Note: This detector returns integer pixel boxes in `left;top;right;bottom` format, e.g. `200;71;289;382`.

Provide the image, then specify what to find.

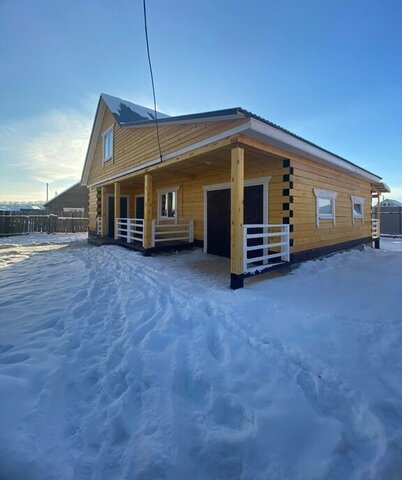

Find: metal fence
0;215;88;235
380;207;402;235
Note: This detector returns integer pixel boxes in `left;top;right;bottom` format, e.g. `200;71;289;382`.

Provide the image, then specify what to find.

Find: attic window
313;188;337;227
351;195;365;223
102;125;113;162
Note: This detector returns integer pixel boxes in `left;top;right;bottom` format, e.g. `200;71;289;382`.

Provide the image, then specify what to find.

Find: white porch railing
243;224;290;274
96;216;102;235
152;219;194;247
116;218;144;243
372;218;380;239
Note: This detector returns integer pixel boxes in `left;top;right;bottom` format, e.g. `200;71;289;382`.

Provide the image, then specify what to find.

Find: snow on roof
381;198;402;206
0;203;44;211
101;93;169;125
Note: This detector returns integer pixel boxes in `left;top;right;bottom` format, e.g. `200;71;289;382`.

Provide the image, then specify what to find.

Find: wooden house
44;182;89;217
81;94;389;288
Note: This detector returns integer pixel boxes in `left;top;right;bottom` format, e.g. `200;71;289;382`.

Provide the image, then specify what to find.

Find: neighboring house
44;183;89;217
379;198;402;208
19;206;46;215
81;93;389;288
0;203;45;215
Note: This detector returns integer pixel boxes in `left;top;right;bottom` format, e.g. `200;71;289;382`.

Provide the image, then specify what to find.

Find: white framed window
102;125;114;162
157;187;179;219
313;188;337;227
351;195;365;223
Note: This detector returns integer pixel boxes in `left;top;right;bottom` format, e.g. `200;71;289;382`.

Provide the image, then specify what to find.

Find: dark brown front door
108;197;128;238
206;184;264;258
135;196;144;219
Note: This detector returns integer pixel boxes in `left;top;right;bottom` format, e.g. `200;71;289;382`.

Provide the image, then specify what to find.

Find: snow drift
0;234;402;479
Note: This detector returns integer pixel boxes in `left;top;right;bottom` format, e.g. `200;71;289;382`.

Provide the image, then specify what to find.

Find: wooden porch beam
92;137;233;188
236;134;294;159
230;145;244;289
114;182;121;239
143;174;153;249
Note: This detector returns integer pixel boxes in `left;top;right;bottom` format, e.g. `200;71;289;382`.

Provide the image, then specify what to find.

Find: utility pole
46;183;49;202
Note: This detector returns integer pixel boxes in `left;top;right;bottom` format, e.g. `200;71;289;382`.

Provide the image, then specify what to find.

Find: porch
93;216;290;273
89;141;293;288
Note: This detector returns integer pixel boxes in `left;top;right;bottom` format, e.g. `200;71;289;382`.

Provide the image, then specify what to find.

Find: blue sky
1;0;401;201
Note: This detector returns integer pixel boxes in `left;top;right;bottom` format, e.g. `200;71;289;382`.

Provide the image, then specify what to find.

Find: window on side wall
102;125;113;162
351;196;365;223
158;188;178;219
313;188;337;227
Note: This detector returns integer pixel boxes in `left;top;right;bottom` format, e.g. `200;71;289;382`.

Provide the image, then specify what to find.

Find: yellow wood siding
88;127;373;259
88;154;288;242
291;157;372;252
87;106;247;186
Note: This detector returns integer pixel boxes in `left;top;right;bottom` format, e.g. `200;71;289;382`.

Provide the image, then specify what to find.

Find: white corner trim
351;195;365;204
313;188;337;199
351;195;365;223
314;188;337;228
102;124;114;163
157;186;180;221
202;176;272;192
156;185;180;194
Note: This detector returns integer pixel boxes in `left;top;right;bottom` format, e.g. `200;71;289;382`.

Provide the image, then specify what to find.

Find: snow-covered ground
1;233;402;479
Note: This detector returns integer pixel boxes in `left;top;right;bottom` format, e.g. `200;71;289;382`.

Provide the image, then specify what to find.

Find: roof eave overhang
371;181;391;194
247;118;382;183
83;103;384;188
122;112;246;128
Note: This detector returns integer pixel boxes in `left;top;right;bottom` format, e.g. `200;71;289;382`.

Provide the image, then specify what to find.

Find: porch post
230;145;244;289
143;174;153;250
101;186;107;236
376;193;381;219
375;191;381;249
114;182;121;240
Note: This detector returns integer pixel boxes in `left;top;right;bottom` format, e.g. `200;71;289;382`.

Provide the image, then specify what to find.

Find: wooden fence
380;207;402;235
0;215;88;235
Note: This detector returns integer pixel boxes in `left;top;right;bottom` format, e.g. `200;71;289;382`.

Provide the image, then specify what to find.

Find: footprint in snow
210;395;250;430
373;400;402;429
0;353;29;364
0;344;13;354
206;330;225;362
144;330;170;352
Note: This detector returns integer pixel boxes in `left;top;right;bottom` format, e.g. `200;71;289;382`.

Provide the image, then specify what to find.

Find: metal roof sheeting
99;94;383;183
101;93;169;125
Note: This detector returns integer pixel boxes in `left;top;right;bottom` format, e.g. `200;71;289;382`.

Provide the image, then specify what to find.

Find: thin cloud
1;109;92;184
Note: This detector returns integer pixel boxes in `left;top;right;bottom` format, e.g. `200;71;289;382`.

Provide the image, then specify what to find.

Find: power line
142;0;163;162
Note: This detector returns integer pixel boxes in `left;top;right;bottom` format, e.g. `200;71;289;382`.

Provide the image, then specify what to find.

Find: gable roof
101;93;169;125
123;106;382;180
381;198;402;206
44;182;87;207
81;94;386;186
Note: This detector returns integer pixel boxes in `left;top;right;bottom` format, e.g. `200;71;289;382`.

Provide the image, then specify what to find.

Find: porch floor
88;233;197;254
89;233;290;287
145;248;291;288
